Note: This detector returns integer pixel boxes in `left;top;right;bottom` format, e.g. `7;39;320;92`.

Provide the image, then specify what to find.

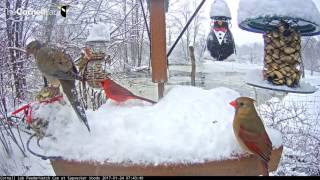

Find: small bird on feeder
26;40;91;132
229;97;272;176
101;79;156;104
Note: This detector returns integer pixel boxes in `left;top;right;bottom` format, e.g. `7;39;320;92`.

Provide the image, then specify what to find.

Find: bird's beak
229;100;237;108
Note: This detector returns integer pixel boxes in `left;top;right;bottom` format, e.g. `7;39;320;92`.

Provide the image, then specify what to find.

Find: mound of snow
238;0;320;26
38;86;282;165
210;0;232;19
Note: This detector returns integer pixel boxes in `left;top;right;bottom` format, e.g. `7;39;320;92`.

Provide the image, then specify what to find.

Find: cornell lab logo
6;4;69;18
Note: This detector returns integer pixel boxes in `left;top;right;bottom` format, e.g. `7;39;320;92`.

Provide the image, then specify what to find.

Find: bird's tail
132;95;157;104
60;80;91;132
260;160;269;176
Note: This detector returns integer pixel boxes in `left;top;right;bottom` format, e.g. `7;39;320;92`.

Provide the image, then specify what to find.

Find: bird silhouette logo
51;3;70;17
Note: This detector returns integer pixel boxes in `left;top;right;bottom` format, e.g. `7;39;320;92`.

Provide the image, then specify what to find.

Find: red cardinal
230;97;272;176
101;79;156;104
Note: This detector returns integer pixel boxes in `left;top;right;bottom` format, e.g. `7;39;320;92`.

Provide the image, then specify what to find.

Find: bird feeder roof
238;0;320;36
210;0;231;20
86;23;111;43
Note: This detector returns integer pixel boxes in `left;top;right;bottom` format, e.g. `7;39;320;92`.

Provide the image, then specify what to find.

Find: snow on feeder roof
210;0;231;19
238;0;320;36
86;23;111;43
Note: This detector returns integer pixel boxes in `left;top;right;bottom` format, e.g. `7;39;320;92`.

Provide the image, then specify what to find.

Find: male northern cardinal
230;97;272;176
26;40;90;132
101;79;156;104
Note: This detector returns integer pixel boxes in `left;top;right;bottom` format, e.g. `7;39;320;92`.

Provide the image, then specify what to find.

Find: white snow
86;23;111;42
35;86;282;165
238;0;320;26
245;69;317;94
259;82;320;175
0;128;55;175
210;0;232;19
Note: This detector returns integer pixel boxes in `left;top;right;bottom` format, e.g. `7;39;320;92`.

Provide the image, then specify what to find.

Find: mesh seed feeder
238;0;320;93
84;23;111;88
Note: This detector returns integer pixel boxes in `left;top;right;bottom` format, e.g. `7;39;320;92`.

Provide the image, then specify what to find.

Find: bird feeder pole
150;0;167;99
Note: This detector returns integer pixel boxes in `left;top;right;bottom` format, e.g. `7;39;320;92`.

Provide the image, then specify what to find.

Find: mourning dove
26;40;90;132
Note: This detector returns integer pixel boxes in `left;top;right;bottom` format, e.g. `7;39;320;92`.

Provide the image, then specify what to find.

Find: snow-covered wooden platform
32;86;283;176
50;146;282;176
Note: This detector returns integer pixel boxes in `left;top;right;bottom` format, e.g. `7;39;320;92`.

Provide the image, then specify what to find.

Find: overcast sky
201;0;320;46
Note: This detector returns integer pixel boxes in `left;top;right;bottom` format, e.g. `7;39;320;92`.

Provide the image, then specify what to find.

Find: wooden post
189;46;196;86
150;0;167;99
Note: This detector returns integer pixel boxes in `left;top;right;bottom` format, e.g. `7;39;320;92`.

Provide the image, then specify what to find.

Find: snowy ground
122;61;286;106
2;60;320;175
0;128;55;175
259;74;320;176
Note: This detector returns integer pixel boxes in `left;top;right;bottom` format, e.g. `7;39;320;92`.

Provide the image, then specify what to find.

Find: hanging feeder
81;23;111;89
238;0;320;93
207;0;235;61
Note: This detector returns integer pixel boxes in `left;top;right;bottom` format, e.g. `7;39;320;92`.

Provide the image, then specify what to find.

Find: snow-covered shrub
259;93;320;175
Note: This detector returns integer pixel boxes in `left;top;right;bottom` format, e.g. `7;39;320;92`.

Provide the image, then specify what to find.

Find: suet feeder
207;0;235;61
238;0;320;93
82;23;111;89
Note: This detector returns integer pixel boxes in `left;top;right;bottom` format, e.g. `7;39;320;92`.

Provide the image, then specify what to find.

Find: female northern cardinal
230;97;272;176
101;79;156;104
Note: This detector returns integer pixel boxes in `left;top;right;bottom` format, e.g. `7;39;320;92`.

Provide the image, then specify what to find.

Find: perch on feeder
207;0;235;61
78;23;111;89
238;0;320;93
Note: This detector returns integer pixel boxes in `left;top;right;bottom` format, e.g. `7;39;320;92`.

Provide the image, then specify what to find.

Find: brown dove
26;40;90;132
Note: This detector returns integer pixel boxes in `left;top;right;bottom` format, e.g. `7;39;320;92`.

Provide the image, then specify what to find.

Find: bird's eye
239;102;244;106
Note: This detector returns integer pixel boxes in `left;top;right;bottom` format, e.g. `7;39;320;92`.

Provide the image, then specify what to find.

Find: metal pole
166;0;206;60
139;0;151;41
